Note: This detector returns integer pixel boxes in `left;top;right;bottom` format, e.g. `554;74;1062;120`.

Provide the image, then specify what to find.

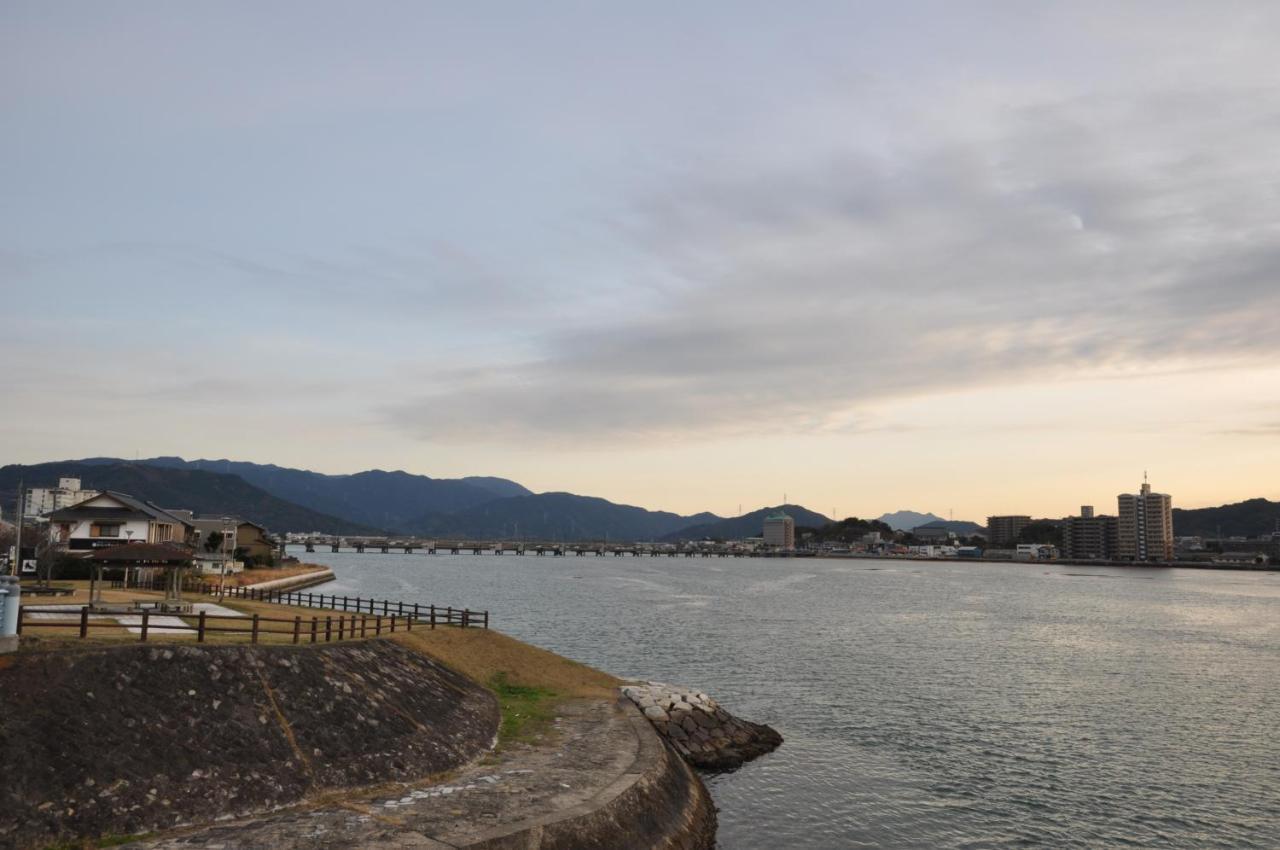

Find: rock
620;681;782;772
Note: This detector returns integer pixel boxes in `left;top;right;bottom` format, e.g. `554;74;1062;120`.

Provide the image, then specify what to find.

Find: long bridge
290;537;779;557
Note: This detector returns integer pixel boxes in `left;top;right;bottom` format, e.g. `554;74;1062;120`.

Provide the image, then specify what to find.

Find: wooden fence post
197;610;207;643
383;600;389;616
338;616;345;640
483;611;489;629
390;615;396;633
325;616;332;642
251;614;260;644
140;610;150;642
79;606;89;639
462;609;470;629
376;616;382;636
447;606;453;627
292;615;301;645
310;617;318;643
430;605;436;629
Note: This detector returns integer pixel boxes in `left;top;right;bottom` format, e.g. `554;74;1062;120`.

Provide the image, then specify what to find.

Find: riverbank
1;592;720;850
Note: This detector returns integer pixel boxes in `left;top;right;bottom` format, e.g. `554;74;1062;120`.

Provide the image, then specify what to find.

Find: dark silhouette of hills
411;492;720;542
0;462;377;535
662;505;831;542
76;457;529;533
1173;498;1280;538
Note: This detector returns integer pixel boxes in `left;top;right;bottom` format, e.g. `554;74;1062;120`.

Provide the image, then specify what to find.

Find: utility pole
11;480;22;577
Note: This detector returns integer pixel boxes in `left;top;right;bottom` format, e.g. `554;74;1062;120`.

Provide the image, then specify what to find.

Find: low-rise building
47;492;195;552
912;523;954;542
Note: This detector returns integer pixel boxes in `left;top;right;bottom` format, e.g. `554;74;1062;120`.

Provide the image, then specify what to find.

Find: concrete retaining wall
0;639;497;850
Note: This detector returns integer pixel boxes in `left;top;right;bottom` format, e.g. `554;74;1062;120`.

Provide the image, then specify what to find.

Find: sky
3;1;1279;520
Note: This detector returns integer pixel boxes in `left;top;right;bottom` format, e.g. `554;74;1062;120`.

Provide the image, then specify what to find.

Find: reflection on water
295;551;1280;850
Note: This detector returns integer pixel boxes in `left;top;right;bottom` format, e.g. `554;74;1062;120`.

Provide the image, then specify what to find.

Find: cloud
384;81;1280;445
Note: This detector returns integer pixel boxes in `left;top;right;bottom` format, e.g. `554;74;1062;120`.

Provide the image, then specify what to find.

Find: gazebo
87;542;196;613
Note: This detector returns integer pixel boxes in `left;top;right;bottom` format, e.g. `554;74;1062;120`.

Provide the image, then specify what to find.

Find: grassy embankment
17;581;619;748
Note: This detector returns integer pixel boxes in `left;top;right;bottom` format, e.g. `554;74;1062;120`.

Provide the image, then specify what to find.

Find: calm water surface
292;550;1280;849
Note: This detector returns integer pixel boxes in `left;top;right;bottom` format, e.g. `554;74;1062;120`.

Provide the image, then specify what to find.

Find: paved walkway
23;602;243;635
124;699;642;849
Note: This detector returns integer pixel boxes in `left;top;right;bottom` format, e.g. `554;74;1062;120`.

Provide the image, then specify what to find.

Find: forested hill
411;492;720;542
75;456;529;533
663;505;832;542
0;462;378;535
1173;498;1280;538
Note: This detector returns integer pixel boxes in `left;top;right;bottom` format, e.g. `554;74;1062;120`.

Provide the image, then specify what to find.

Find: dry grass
393;629;619;747
392;628;619;700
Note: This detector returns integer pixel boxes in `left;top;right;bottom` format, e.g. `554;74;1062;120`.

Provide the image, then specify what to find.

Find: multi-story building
986;515;1031;547
1117;479;1174;562
1061;505;1120;560
762;512;795;549
24;478;100;517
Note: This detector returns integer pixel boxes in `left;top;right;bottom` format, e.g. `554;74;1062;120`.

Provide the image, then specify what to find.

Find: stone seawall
622;682;783;771
0;640;497;850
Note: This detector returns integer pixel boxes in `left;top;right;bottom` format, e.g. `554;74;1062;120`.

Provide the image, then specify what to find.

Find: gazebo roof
87;542;195;565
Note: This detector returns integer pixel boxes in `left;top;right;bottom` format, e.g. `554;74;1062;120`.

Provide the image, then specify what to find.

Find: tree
1018;521;1062;546
204;530;224;553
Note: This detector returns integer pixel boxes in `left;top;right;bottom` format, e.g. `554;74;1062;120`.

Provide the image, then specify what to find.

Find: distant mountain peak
877;510;946;531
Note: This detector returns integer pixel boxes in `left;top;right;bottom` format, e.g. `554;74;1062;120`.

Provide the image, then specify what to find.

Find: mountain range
0;461;378;535
5;456;1273;542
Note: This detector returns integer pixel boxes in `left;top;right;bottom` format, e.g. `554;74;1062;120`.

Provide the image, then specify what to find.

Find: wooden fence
18;606;440;644
197;584;488;629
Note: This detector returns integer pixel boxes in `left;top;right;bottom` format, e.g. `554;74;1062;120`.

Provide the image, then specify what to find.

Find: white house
47;491;195;553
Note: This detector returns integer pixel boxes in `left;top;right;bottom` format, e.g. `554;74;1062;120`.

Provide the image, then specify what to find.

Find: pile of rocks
620;681;782;771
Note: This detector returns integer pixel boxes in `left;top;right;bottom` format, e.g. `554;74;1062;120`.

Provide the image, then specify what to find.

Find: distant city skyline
4;3;1279;518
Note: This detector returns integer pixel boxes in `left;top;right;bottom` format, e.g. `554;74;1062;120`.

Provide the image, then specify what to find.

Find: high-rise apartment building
1062;506;1120;560
24;478;99;517
1117;480;1173;562
763;513;795;549
986;515;1031;547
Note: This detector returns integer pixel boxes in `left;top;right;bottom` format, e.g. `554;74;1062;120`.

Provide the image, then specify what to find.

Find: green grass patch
489;671;557;747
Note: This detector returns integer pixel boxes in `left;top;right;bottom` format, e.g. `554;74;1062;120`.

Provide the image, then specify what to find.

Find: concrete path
124;699;658;849
23;602;244;634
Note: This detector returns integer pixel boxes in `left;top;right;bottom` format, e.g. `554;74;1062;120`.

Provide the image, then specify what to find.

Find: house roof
86;542;195;564
48;491;194;528
189;517;267;535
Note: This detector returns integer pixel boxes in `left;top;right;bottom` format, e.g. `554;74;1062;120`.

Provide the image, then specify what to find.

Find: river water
291;549;1280;849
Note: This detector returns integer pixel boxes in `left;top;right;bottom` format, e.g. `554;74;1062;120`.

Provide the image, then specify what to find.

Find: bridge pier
330;544;340;553
305;542;315;553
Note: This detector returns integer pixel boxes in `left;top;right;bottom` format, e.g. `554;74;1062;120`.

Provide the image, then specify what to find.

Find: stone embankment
621;682;783;771
0;640;497;850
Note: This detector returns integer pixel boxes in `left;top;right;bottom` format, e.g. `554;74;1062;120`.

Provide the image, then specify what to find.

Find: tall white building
1117;478;1174;562
763;512;795;549
24;478;100;517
